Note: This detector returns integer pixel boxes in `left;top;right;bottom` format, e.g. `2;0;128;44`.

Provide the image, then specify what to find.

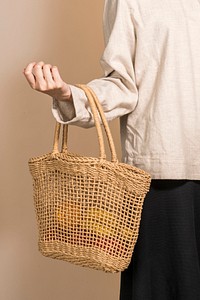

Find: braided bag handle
52;84;118;163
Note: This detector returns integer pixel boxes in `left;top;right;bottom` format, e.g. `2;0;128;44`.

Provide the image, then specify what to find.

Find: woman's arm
53;0;138;127
24;0;138;127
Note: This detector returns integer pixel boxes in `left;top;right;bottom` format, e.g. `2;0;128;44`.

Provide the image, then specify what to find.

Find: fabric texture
52;0;200;180
120;180;200;300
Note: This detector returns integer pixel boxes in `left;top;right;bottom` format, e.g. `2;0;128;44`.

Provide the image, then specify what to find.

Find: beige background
0;1;122;300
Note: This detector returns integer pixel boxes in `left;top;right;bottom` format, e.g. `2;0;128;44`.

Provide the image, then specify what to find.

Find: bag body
29;85;151;273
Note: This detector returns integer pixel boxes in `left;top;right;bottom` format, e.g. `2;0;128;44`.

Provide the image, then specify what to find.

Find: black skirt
120;180;200;300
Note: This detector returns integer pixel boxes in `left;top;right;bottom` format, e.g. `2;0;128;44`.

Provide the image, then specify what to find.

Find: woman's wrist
54;83;73;102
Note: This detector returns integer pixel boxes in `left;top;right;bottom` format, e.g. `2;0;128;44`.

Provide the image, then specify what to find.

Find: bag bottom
38;241;131;273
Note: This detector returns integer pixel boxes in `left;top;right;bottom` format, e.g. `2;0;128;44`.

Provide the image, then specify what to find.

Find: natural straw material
28;85;151;273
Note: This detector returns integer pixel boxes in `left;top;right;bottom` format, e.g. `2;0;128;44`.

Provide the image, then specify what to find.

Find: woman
23;0;200;299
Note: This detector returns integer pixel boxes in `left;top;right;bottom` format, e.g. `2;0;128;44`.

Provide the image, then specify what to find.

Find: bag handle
52;84;118;163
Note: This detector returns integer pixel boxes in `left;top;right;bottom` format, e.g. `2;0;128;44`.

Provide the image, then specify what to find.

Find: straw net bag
29;84;151;273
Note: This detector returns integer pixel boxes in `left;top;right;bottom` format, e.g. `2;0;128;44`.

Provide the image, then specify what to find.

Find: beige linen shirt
52;0;200;179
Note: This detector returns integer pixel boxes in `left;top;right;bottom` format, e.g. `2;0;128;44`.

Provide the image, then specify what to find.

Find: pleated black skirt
120;180;200;300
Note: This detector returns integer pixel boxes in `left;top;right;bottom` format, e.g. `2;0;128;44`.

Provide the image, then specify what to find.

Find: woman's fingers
32;62;46;89
23;61;71;101
24;61;46;90
24;62;62;88
23;62;37;88
43;64;54;88
51;66;63;87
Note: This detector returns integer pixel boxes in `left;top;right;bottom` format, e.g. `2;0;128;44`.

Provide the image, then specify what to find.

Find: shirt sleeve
52;0;138;128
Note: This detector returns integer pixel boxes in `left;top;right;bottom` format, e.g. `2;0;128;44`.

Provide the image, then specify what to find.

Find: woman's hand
23;61;72;101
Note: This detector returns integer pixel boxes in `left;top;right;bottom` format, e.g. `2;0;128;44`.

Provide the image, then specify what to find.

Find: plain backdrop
0;1;122;299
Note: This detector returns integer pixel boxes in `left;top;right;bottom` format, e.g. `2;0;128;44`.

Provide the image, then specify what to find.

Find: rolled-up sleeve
52;0;138;127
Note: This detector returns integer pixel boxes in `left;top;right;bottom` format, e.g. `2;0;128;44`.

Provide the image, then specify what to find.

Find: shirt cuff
52;84;89;124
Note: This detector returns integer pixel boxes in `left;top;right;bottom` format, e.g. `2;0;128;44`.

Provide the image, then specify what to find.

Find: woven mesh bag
28;84;151;273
